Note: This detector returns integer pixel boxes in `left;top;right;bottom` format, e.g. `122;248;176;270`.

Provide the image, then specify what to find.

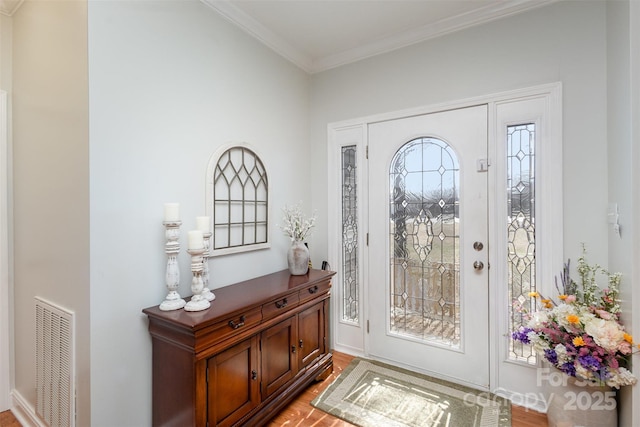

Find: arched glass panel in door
389;137;460;348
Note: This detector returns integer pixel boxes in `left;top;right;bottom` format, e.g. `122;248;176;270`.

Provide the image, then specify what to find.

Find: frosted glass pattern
341;146;359;322
506;124;537;364
388;137;460;348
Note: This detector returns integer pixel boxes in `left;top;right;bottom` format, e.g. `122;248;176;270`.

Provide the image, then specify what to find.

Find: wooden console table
143;269;335;427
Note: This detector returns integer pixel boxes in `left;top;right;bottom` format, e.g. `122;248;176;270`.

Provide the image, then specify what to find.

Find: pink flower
565;295;577;303
596;309;612;320
609;357;619;369
585;318;626;352
618;341;632;355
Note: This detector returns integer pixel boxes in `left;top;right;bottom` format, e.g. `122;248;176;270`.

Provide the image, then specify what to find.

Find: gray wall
309;0;636;422
11;1;90;425
606;1;638;425
309;0;609;273
88;1;311;425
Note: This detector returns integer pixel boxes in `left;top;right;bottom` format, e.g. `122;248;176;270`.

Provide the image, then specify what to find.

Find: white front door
367;105;490;389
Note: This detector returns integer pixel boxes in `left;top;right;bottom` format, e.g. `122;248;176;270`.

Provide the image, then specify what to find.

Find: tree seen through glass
388;137;461;347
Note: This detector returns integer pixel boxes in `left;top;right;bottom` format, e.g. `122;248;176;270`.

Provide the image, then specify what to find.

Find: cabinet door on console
298;301;325;370
207;336;260;427
261;316;298;398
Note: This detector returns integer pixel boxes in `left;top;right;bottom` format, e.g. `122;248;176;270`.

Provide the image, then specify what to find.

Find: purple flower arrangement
512;248;637;389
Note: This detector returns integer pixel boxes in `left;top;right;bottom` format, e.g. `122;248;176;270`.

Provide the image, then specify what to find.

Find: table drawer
299;279;331;304
197;307;262;351
262;292;300;320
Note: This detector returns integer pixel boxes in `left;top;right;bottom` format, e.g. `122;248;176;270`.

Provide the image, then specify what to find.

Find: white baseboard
332;343;365;358
10;389;46;427
493;387;548;414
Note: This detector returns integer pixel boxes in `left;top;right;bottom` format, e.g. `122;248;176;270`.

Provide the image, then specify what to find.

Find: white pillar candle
188;230;204;250
196;216;210;232
164;203;180;222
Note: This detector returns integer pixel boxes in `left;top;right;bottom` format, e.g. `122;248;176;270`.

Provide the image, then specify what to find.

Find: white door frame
489;90;563;410
327;82;563;399
0;90;11;411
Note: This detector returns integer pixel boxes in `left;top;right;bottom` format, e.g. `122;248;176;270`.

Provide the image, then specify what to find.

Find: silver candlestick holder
201;230;215;302
159;221;186;311
184;246;211;312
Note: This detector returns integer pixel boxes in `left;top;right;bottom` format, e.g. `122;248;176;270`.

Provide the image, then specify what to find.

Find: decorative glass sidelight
388;137;460;347
506;124;537;364
341;146;359;322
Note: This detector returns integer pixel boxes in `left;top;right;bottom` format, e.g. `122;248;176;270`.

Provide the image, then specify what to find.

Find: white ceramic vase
545;375;617;427
287;240;309;275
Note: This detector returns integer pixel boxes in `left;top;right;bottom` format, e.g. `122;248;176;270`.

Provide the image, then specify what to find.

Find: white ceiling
202;0;556;73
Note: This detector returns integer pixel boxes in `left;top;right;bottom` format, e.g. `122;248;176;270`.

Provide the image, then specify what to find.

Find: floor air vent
35;297;75;427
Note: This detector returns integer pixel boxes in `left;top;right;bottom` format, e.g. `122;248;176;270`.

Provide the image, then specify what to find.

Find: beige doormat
311;358;511;427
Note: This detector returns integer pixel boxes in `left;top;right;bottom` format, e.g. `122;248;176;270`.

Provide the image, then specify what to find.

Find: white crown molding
202;0;557;74
0;0;23;17
313;0;558;73
200;0;314;73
